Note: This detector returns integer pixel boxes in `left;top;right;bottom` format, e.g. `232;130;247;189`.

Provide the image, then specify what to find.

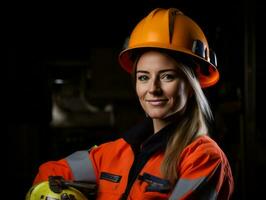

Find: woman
28;8;234;200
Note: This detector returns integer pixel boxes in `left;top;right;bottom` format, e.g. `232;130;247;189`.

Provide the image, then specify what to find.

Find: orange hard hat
119;8;219;88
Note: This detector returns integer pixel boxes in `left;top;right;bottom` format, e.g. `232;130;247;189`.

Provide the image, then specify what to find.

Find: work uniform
33;118;234;199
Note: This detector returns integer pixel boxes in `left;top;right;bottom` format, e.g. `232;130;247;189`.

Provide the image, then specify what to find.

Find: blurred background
8;0;264;199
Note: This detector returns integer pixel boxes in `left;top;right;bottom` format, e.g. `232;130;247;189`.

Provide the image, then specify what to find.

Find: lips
146;99;168;106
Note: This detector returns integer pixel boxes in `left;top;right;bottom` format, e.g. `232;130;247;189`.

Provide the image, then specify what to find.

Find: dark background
8;0;264;199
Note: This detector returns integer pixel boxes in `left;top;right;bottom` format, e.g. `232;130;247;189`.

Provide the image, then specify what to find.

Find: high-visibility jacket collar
122;117;178;155
121;117;178;199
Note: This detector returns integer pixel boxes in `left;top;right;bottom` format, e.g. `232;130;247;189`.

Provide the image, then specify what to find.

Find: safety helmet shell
25;181;88;200
119;8;219;88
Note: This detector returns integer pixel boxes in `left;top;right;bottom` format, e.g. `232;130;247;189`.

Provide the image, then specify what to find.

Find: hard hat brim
119;46;219;88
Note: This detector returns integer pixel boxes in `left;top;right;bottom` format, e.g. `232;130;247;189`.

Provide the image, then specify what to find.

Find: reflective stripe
170;162;221;199
169;177;217;200
170;177;204;200
66;150;96;182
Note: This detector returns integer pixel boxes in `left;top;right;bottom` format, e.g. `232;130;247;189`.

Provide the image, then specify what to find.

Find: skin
135;51;191;133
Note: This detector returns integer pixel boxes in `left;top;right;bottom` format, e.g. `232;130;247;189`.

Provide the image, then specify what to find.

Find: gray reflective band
66;150;96;182
170;177;205;200
169;177;217;200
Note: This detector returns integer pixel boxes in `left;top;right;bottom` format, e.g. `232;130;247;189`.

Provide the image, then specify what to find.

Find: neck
152;119;170;133
152;108;185;133
152;113;182;133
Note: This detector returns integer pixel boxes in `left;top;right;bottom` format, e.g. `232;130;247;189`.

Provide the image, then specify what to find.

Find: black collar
123;117;177;155
121;118;177;199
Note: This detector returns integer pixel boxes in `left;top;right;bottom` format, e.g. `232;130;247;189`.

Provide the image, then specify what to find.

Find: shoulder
90;138;130;156
181;135;224;160
179;135;229;178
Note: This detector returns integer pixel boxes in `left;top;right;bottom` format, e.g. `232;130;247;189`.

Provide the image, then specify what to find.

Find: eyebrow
136;69;177;74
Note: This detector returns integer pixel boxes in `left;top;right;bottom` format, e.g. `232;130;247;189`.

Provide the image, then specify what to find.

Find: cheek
171;82;189;104
136;84;144;99
166;82;182;98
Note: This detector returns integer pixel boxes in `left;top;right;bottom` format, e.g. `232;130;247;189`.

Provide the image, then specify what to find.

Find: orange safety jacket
33;118;234;199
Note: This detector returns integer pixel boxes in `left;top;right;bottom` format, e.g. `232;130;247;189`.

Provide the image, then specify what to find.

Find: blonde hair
131;49;213;183
161;62;213;183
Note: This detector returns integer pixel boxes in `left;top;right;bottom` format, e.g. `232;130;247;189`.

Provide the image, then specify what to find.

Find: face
135;51;191;119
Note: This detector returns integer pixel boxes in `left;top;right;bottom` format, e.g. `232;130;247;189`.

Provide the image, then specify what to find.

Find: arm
169;138;234;200
33;149;97;185
33;159;73;184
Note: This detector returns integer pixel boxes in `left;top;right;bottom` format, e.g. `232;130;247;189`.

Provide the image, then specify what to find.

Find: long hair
131;49;213;184
161;61;213;184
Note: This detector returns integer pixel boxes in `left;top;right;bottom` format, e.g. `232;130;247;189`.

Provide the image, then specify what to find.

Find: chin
147;112;168;119
148;109;182;120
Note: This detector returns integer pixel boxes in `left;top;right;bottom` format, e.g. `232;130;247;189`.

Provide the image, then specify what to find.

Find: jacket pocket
138;173;171;193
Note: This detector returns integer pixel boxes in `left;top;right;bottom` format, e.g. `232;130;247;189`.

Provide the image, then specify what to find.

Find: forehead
136;50;179;71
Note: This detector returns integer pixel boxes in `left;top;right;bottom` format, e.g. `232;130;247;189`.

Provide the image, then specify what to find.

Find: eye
161;73;176;81
137;75;149;81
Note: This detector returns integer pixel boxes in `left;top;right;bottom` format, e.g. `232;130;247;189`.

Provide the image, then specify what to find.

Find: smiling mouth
146;99;168;106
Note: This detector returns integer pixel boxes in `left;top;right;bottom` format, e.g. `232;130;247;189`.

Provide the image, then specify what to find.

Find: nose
148;78;162;95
